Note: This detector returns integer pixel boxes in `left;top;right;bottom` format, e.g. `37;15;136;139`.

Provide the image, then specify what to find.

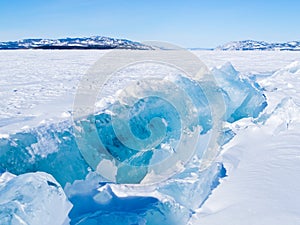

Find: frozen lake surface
1;50;300;134
0;50;300;224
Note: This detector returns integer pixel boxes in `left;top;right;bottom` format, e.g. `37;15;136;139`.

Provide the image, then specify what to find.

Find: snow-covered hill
0;36;152;50
216;40;300;51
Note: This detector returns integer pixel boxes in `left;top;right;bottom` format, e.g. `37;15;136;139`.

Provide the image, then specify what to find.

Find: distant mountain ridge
0;36;152;50
2;38;300;51
216;40;300;51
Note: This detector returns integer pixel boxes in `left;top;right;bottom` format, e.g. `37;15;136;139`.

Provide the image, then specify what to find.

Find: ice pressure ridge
0;63;267;225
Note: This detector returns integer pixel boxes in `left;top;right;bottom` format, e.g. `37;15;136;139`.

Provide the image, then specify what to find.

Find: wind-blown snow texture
0;50;300;225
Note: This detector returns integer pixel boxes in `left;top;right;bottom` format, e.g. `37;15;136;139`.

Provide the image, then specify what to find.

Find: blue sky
1;0;299;48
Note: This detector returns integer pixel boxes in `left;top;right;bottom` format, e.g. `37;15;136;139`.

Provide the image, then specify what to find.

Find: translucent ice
212;62;267;122
0;61;268;225
0;63;266;186
0;121;89;186
64;166;225;225
0;172;72;225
